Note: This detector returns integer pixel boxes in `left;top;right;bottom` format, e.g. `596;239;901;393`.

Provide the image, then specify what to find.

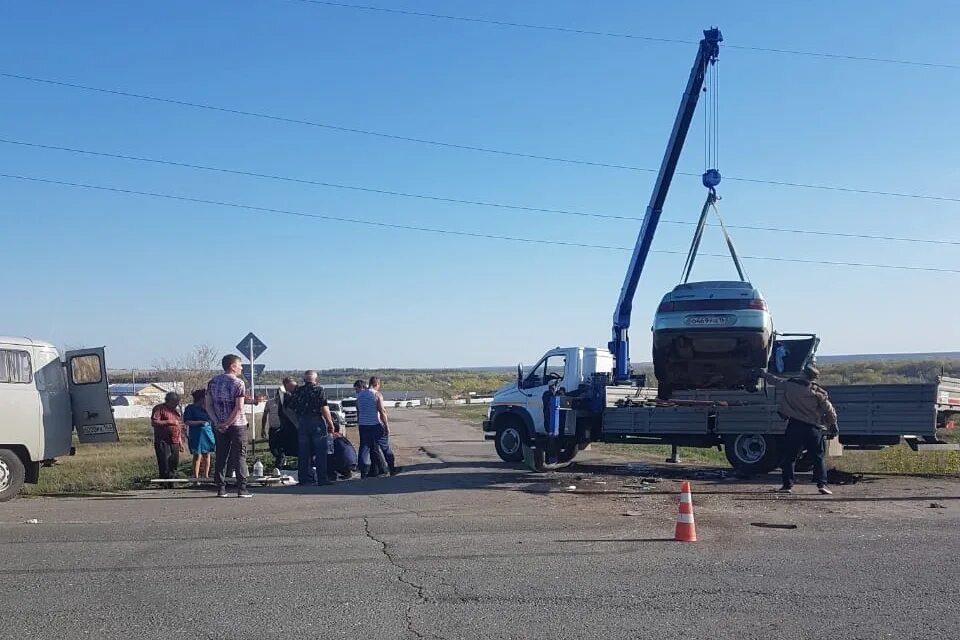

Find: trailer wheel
494;420;525;462
0;448;26;503
723;434;781;474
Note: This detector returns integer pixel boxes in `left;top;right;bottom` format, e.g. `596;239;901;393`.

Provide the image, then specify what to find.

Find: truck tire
494;420;525;462
723;434;781;475
0;448;26;503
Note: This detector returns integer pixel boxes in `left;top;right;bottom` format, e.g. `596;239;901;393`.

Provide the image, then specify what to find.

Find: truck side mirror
516;363;523;386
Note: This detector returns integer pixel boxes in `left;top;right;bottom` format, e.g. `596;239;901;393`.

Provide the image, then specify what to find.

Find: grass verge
21;418;283;497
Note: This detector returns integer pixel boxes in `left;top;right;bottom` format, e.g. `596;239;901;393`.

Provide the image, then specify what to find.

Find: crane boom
609;27;722;382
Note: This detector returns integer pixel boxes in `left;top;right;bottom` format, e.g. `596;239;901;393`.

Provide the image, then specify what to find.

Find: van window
70;354;103;385
0;349;32;384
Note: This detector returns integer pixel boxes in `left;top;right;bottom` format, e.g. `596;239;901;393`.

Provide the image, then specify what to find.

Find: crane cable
682;52;749;282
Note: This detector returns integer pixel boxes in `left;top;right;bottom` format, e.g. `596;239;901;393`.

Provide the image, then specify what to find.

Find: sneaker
238;490;254;498
217;489;229;498
818;485;833;495
775;486;793;494
389;467;402;476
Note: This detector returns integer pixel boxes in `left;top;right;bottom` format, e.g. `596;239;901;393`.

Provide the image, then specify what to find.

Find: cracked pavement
2;411;960;639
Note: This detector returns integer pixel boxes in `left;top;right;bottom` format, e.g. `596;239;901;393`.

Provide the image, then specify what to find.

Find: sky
2;1;958;369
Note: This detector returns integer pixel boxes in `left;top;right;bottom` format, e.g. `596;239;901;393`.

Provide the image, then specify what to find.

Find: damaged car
651;280;774;399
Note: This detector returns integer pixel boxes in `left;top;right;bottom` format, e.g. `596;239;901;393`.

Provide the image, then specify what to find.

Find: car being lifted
651;280;773;399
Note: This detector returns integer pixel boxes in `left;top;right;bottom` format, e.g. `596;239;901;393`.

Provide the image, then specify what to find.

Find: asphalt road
2;411;959;639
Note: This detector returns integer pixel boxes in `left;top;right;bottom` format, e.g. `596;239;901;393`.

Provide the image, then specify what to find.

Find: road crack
363;516;442;640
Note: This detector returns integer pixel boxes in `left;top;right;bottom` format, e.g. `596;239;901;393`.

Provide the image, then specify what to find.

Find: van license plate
684;314;734;327
81;424;116;435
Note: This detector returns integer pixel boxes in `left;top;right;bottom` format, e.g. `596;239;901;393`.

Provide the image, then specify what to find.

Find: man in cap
761;364;839;495
150;391;185;480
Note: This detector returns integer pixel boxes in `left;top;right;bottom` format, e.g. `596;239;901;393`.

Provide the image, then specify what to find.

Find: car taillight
658;302;675;312
747;299;767;310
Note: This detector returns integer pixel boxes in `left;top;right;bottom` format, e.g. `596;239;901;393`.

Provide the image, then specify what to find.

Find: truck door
65;348;119;443
520;352;568;433
768;335;820;375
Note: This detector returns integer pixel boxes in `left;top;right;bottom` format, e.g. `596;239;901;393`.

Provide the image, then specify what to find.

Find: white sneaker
238;491;254;498
818;485;833;495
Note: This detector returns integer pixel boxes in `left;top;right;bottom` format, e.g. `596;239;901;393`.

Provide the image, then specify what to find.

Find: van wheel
494;421;525;462
723;434;780;474
0;449;26;502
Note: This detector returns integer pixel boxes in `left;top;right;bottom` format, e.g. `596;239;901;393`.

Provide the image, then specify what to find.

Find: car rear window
660;299;765;312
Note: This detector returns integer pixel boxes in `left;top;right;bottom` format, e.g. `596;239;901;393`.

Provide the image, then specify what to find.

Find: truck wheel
723;434;781;475
0;449;26;502
494;421;525;462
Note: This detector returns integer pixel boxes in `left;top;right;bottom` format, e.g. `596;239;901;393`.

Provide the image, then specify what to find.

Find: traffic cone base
674;480;697;542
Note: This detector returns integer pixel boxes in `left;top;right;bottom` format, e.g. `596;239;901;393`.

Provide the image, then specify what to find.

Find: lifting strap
680;190;748;284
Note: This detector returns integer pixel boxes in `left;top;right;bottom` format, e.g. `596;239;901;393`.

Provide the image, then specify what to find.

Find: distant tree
152;343;220;402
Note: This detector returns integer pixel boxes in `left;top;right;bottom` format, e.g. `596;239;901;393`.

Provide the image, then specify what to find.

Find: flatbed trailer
591;376;960;473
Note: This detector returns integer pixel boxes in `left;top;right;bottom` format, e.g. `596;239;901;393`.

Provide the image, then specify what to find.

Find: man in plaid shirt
206;354;252;498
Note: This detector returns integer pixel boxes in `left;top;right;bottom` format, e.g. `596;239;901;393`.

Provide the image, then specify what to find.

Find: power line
2;136;957;247
291;0;960;70
1;171;957;274
2;71;958;205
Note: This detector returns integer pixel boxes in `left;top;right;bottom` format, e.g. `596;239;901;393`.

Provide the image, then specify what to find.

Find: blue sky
2;1;958;369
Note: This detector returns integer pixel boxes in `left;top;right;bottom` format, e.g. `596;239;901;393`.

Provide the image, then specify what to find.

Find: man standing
761;364;839;495
261;377;299;470
289;370;336;486
206;354;252;498
150;392;185;479
357;376;399;478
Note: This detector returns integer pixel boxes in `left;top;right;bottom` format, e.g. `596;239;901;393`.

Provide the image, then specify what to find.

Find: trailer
600;375;960;473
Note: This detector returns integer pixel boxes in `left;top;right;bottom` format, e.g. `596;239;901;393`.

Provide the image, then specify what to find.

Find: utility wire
291;0;960;70
2;71;958;205
1;171;958;274
2;136;957;247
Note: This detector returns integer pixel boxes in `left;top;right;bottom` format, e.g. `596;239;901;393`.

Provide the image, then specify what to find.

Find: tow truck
483;27;960;472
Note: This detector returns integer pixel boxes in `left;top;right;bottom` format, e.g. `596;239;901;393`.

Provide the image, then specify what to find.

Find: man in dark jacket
762;365;839;495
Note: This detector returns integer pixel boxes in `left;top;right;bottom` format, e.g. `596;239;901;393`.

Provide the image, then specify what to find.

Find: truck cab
484;347;613;461
0;337;118;501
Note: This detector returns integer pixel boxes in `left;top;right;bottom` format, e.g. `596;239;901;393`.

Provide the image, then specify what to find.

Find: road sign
242;363;265;386
236;332;267;360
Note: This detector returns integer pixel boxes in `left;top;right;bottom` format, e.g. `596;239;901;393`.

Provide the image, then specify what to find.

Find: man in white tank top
357;376;400;477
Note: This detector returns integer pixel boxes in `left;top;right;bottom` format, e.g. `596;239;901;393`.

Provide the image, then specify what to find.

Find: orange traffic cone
674;480;697;542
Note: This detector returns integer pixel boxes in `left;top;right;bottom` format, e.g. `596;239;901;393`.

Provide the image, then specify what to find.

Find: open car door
65;347;119;443
768;334;820;376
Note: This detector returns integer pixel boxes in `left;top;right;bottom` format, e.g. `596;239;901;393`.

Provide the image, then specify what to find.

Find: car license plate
684;314;734;327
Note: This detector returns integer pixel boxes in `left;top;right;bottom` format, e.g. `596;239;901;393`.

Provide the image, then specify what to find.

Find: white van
0;337;117;501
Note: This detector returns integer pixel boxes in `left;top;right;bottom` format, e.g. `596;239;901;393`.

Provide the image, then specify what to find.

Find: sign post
236;332;267;461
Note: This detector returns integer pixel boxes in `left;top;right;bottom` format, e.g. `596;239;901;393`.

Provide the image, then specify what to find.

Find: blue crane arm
609;27;722;382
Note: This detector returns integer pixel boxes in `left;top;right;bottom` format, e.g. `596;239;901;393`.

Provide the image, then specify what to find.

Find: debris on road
929;502;946;509
623;510;645;517
827;469;864;485
751;522;798;530
24;518;40;524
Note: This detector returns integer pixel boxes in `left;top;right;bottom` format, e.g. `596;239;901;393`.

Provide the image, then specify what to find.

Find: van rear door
65;347;119;443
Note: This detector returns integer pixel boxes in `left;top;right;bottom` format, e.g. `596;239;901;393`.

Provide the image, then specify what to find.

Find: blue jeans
297;415;328;484
359;423;395;476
